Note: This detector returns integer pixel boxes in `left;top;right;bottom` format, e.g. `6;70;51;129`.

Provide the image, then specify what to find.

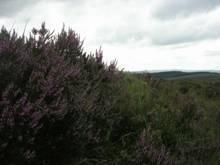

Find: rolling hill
149;71;220;80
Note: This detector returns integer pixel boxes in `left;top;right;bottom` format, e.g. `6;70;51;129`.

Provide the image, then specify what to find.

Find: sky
0;0;220;71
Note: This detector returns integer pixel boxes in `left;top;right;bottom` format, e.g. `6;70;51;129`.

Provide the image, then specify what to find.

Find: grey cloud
150;14;220;45
52;0;86;5
153;0;220;19
205;50;220;56
99;31;146;44
151;29;220;45
0;0;84;18
0;0;37;18
95;26;147;44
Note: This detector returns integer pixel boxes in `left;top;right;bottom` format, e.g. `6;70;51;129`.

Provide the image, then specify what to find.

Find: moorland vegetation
0;24;219;164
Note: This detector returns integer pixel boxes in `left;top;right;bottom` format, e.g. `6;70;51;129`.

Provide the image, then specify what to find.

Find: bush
0;23;120;164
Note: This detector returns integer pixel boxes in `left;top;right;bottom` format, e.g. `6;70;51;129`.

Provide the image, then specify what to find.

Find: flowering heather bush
0;23;121;164
135;128;172;165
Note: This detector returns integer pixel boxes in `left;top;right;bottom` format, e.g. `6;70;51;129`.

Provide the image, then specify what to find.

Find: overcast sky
1;0;220;71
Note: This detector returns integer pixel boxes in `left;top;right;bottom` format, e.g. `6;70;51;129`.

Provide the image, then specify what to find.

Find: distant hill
149;71;220;80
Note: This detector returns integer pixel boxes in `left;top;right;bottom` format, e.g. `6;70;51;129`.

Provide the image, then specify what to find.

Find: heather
0;24;220;164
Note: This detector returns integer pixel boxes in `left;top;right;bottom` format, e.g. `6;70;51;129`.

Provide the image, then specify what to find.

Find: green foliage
117;73;151;120
134;74;220;164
